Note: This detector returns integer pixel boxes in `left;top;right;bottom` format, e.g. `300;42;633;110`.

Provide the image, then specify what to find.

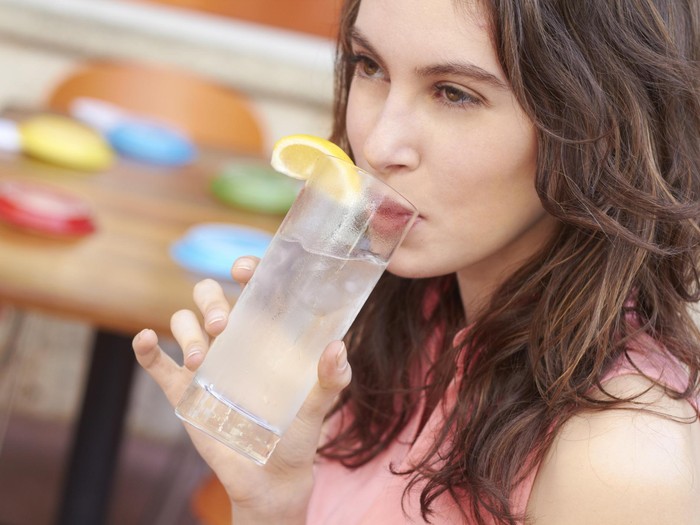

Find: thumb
299;340;352;426
271;341;352;464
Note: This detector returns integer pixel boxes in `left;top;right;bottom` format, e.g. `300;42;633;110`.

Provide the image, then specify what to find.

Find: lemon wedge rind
270;134;361;203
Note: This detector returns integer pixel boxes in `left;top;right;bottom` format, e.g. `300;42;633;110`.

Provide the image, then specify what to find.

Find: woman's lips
371;201;420;235
377;202;415;219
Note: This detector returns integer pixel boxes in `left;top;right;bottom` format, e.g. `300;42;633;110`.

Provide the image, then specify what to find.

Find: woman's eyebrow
349;27;381;57
350;27;508;91
417;63;508;90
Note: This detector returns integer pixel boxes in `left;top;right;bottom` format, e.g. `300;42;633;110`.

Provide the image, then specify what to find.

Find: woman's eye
436;84;482;107
350;54;384;79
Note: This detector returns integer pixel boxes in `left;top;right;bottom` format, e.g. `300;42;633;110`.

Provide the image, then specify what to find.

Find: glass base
175;380;281;465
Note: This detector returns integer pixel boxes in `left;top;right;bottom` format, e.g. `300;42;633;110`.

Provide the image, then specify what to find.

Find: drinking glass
175;154;417;464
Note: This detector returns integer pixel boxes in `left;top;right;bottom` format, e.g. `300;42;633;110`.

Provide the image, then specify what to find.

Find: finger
132;329;189;406
171;309;209;370
192;278;230;336
230;256;259;288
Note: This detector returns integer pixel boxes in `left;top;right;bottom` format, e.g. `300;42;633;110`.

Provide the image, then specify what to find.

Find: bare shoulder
526;374;700;525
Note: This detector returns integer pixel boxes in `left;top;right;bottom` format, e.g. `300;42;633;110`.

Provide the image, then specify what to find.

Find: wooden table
0;141;283;524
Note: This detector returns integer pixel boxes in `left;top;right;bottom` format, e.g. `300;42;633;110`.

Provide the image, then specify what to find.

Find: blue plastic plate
171;223;272;280
107;120;196;166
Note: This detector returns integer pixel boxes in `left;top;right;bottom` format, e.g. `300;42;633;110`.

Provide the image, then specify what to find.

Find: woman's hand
132;256;352;524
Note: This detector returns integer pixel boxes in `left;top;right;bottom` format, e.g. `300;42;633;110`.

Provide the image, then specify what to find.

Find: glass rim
316;153;418;216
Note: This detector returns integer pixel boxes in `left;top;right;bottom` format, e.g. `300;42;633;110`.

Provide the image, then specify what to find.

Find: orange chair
190;473;232;525
143;0;342;39
47;60;265;156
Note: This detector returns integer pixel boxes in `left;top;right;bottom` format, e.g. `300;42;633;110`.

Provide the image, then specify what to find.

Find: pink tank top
307;327;696;524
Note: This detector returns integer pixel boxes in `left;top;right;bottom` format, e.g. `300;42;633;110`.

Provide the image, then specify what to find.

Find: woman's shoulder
526;374;700;524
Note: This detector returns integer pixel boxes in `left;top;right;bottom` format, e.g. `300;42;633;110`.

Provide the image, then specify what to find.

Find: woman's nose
361;94;420;176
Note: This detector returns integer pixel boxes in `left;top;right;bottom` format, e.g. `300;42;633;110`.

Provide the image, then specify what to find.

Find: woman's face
346;0;558;312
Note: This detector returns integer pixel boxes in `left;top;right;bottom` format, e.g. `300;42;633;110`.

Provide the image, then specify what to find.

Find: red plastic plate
0;181;96;237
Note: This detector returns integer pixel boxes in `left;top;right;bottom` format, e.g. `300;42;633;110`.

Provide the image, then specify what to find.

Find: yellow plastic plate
19;114;114;171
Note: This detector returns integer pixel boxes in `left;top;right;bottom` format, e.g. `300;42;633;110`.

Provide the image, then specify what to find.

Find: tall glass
175;155;417;464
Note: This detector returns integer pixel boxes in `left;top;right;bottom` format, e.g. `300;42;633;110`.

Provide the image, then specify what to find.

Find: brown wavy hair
320;0;700;523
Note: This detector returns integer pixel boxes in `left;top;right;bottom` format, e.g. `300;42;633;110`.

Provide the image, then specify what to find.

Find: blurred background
0;0;342;523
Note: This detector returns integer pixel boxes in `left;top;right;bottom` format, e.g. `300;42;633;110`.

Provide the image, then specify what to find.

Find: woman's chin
386;256;442;280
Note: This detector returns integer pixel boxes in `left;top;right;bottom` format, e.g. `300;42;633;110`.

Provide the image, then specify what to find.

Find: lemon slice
270;134;351;179
270;134;360;202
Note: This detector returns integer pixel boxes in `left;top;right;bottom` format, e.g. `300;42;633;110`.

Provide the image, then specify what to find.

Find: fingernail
234;258;254;271
206;310;227;327
336;343;348;371
135;328;152;341
186;347;202;362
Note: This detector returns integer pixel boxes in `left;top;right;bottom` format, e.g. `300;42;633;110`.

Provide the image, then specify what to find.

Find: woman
133;0;700;523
